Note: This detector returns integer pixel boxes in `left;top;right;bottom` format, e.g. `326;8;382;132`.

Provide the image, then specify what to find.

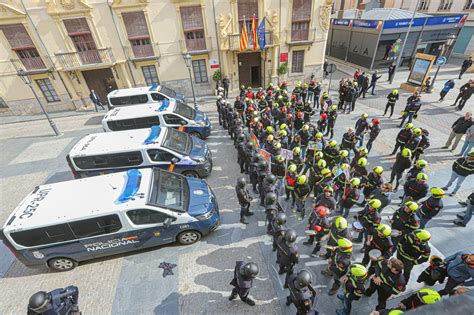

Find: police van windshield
109;94;149;106
148;170;188;212
163;128;191;154
158;86;176;98
174;103;195;120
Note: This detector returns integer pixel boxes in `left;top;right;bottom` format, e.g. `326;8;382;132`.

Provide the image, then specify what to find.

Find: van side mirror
180;120;187;125
163;217;173;228
171;157;179;165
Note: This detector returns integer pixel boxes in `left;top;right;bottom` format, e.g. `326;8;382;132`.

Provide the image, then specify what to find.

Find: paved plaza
0;62;473;314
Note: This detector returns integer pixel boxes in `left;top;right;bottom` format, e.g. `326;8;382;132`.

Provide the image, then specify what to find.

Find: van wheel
177;230;201;245
182;171;199;178
189;132;202;139
48;257;77;272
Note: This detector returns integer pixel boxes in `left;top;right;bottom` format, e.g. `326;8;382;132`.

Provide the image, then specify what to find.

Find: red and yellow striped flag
240;16;249;52
252;15;258;51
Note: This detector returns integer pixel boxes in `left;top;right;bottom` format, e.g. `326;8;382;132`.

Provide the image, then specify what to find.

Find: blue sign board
436;56;447;66
383;17;427;29
333;19;351;27
426;15;465;26
352;20;383;29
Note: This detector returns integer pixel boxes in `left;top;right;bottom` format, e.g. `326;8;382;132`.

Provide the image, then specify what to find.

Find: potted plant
277;62;288;83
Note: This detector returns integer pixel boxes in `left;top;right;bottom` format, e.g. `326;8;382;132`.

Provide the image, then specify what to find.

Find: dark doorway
238;52;261;88
82;68;118;105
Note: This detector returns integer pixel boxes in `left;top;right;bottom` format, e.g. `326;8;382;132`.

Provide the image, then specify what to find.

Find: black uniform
276;237;299;274
327;249;352;293
304;211;330;255
396;233;430;282
362;232;394;266
403;179;428;202
270;219;287;251
286;273;316;315
236;184;252;222
390;207;419;246
322;223;350;259
27;286;80;315
366;124;381;153
229;261;255;303
392;129;412;155
417;196;443;228
389;153;412;190
384;92;399;117
361;172;383;201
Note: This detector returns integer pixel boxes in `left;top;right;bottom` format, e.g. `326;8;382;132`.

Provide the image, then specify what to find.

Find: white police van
67;126;212;178
107;84;185;108
102;99;211;139
0;168;219;271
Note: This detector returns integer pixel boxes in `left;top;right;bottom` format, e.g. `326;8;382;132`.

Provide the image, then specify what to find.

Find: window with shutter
0;24;46;71
237;0;258;46
122;11;153;58
63;18;100;64
291;50;304;73
291;0;312;42
180;6;206;52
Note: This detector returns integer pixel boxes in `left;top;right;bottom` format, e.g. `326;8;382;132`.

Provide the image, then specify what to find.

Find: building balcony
180;36;212;54
124;43;160;62
54;48;115;71
227;31;273;51
10;57;49;74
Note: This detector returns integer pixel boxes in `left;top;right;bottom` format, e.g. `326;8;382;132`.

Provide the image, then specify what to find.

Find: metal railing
179;36;212;54
124;43;160;61
227;31;273;51
55;48;115;70
10;57;48;73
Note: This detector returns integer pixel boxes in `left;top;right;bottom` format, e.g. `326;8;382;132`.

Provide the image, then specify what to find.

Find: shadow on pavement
44;171;74;184
84;115;104;126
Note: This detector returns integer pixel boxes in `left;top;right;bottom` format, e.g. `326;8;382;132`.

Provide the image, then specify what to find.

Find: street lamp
17;69;60;136
182;53;198;109
427;34;457;93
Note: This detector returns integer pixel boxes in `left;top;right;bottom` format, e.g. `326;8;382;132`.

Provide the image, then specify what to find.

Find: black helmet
257;160;267;169
264;192;277;205
295;270;312;289
237;177;247;187
239;262;259;278
265;174;277;185
246;142;255;149
285;229;297;243
276;212;287;225
28;291;50;313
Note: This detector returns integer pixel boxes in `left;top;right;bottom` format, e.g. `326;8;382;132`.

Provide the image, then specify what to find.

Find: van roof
107;85;164;98
2;169;155;233
69;127;169;157
103;100;177;122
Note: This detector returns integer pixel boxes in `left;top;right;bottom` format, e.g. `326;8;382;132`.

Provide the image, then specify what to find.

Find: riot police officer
236;177;254;224
270;212;287;251
229;261;259;306
285;270;317;315
276;229;299;275
264;192;278;232
261;174;277;207
27;286;80;315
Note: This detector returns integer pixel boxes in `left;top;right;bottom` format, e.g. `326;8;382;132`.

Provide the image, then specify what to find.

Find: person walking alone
459;56;472;79
368;71;382;95
443;112;473;152
89;89;105;111
439;80;455;102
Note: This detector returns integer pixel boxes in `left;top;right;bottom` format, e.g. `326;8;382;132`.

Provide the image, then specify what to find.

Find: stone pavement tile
179;239;282;315
9;137;73;164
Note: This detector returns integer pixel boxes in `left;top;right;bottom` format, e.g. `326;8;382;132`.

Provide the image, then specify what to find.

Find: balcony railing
179;36;212;54
124;43;160;61
11;57;48;74
227;31;273;51
55;48;115;71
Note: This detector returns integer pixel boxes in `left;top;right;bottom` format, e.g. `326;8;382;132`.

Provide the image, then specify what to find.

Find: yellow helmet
357;157;368;167
350;264;367;278
335;216;348;230
324;186;334;194
417;288;441;305
430;187;445;198
337;238;353;253
314;151;324;159
416;159;427;168
350;178;361;186
402;148;412;157
293;147;301;155
404;201;419;212
288;164;297;172
329;140;338;147
361;113;368;119
276;154;284;162
416;172;428;181
377;223;392;237
413;128;422;136
297;175;307;185
359;147;368;154
414;229;431;242
404;123;413;129
331;105;337;110
368;199;382;209
373;166;383;175
341;163;350;171
392;89;399;95
315;132;323;139
340;150;349;158
321;168;331;177
266;126;274;134
274;142;282;149
280;123;288;130
317;159;327;168
388;311;404;315
267;135;274;142
302;124;310;131
279;130;288;137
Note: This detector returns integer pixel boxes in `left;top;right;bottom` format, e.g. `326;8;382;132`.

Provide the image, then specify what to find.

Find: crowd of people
217;76;473;314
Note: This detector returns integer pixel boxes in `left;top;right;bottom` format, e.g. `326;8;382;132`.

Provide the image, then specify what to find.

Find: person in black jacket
236;177;254;224
459;56;472;79
391;123;413;155
366;119;381;153
389;148;413;191
452;80;472;107
368;71;382;95
355;113;369;147
442;150;474;196
383;89;399;118
457;82;474;111
443;112;473;152
454;192;474;227
360;74;370;98
344;85;357;114
417;187;445;229
229;261;259;306
398;95;422;127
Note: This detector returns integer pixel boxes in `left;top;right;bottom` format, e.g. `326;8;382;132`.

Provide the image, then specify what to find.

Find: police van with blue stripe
107;84;186;108
102;99;211;139
67;126;212;178
0;168;219;272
